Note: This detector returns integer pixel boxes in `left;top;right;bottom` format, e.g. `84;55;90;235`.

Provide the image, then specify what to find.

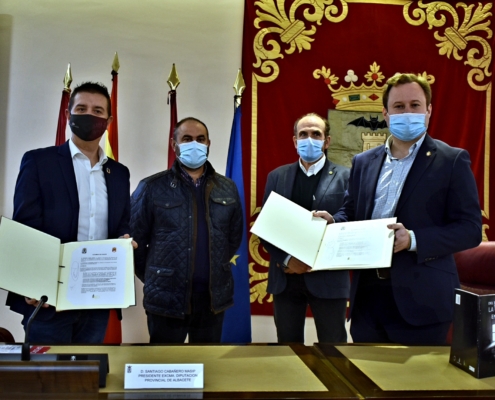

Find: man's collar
69;138;108;165
178;161;208;185
298;155;326;176
385;133;426;160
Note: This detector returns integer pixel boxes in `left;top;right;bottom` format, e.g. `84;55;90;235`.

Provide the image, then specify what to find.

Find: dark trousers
23;309;110;344
350;271;451;345
147;293;225;343
273;274;347;343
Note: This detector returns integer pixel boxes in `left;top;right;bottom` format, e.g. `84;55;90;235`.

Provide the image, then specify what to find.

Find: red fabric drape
167;90;178;169
242;1;495;315
55;90;70;146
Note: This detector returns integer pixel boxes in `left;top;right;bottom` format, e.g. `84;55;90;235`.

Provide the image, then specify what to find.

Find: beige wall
0;0;324;345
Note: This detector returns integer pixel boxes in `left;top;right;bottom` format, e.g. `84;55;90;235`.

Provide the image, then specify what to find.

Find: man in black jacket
131;117;244;343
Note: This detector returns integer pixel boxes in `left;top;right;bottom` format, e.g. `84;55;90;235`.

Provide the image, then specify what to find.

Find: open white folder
0;216;135;310
250;192;396;270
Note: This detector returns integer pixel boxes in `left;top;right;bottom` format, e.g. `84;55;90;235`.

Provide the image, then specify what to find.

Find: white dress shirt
69;139;109;241
298;154;326;177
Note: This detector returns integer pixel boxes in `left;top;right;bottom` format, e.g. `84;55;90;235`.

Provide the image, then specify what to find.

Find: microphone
21;295;48;361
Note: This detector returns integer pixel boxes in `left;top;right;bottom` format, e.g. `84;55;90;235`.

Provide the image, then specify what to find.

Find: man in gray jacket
262;113;350;343
131;117;243;343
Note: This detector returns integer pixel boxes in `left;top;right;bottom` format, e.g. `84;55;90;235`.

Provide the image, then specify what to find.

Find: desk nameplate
124;363;204;389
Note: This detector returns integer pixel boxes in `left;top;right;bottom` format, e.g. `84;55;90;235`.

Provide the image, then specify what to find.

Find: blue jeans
23;309;110;344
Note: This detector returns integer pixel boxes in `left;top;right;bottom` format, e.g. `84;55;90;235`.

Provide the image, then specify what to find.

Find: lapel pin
106;168;111;174
329;171;333;175
426;151;431;157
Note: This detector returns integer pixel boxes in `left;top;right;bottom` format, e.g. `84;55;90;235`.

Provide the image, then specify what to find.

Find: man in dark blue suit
6;82;133;343
262;113;350;343
325;73;482;344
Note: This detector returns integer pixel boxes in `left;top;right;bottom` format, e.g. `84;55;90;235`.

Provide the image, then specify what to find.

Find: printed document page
250;192;327;267
58;238;135;310
313;217;396;270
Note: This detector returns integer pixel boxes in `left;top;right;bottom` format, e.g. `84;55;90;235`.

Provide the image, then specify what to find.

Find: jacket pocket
211;197;237;206
153;199;184;231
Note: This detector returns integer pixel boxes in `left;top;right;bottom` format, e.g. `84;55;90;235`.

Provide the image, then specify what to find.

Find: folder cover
251;192;395;270
0;216;135;310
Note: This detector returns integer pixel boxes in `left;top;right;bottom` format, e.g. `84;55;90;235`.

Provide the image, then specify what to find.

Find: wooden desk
314;343;495;400
3;344;358;399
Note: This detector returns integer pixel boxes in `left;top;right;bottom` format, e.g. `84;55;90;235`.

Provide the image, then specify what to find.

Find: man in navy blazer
262;113;350;343
6;82;133;343
325;73;482;344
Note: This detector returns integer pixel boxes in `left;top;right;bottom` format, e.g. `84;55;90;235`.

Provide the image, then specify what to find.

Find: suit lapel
281;162;298;198
313;160;333;209
58;142;79;210
103;159;115;234
363;149;386;219
396;135;436;214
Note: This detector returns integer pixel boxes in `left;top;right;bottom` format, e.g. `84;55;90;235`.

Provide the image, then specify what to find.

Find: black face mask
69;114;108;141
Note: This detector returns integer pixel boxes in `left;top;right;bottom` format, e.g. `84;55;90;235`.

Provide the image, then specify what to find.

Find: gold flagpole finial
233;69;245;107
63;63;72;92
112;52;120;73
167;63;180;91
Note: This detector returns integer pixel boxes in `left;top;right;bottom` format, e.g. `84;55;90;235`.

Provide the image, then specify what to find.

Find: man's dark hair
293;113;330;137
173;117;209;141
68;82;112;116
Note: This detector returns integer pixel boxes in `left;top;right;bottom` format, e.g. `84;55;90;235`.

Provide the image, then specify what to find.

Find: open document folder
0;216;135;310
251;192;396;271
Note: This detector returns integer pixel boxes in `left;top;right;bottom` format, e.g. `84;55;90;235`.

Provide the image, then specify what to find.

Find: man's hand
25;297;49;308
387;223;411;253
121;233;138;249
312;210;335;224
285;257;312;274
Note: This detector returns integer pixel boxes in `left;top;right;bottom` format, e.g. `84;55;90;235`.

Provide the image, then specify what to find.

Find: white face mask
178;141;208;169
297;137;324;163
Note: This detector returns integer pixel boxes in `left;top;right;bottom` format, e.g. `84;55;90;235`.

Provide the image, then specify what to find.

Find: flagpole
55;64;72;146
167;64;180;169
105;52;120;161
103;52;122;345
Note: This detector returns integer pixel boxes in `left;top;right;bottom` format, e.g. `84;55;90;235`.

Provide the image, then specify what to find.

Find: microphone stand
21;295;48;361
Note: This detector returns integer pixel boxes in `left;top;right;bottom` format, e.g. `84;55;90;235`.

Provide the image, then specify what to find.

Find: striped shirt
371;134;426;251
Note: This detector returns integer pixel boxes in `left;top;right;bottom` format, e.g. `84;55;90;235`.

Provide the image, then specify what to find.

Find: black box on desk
450;289;495;378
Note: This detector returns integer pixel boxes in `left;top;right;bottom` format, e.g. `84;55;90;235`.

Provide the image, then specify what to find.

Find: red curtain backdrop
242;0;495;315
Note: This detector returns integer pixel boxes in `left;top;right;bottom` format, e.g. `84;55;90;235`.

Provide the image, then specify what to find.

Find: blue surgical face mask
297;137;325;163
388;113;427;141
178;141;208;169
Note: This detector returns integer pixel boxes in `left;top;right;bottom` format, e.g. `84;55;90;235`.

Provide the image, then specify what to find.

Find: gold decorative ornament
248;222;272;304
167;63;180;91
482;224;489;241
253;0;348;83
63;63;72;92
403;1;492;90
314;62;435;112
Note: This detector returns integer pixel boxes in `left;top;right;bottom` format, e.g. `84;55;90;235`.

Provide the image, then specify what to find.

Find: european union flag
221;102;252;343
